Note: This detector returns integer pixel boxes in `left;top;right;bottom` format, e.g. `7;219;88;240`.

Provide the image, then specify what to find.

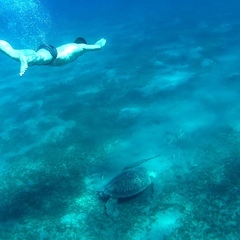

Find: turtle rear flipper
106;198;119;217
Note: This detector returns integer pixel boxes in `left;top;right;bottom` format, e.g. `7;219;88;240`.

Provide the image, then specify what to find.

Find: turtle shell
100;167;152;198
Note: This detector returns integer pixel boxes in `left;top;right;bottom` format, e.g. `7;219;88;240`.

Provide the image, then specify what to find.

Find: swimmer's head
74;37;87;44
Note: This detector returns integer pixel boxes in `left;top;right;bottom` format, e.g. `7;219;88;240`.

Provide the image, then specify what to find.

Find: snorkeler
0;37;106;76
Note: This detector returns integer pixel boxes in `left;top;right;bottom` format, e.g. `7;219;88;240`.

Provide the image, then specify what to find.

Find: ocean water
0;0;240;239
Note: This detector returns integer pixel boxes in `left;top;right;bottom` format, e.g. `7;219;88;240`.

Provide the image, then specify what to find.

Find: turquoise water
0;0;240;239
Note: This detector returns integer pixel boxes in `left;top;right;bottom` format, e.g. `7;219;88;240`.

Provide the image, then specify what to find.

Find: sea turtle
98;167;156;217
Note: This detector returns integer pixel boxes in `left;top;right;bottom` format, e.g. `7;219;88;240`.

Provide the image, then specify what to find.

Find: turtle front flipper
105;198;119;217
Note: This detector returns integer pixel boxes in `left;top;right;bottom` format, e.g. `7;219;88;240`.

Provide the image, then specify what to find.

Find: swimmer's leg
0;40;37;76
19;52;28;77
0;40;20;60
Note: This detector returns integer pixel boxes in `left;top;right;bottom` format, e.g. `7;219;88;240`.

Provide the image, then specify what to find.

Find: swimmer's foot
19;53;28;76
95;38;107;48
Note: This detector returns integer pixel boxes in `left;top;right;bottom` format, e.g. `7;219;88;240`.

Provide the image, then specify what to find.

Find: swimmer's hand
95;38;106;49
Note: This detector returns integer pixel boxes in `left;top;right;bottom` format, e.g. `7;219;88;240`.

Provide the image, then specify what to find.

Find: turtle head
148;170;157;179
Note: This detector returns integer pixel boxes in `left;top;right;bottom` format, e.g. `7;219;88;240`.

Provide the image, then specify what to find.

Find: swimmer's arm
81;38;106;51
